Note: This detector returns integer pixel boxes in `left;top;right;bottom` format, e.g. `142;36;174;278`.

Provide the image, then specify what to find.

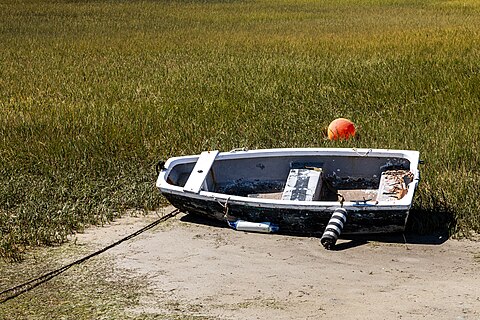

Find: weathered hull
158;148;420;235
164;193;408;235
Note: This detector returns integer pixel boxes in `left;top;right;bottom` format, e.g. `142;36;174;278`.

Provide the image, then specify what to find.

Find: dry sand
74;207;480;319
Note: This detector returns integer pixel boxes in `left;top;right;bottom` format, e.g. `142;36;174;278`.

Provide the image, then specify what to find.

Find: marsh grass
1;0;480;259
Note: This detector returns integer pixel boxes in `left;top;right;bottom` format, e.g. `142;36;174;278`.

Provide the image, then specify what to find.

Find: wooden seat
282;168;323;201
377;170;413;202
183;150;219;193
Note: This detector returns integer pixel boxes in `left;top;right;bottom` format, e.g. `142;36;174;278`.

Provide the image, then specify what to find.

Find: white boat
156;148;420;248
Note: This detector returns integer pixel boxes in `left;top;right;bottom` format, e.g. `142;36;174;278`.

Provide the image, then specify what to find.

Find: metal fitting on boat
320;208;347;250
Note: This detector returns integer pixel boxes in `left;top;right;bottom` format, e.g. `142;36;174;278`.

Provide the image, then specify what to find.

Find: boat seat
183;150;219;193
282;168;323;201
376;170;413;202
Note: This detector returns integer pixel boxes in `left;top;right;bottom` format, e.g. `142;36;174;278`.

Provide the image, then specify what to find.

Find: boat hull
164;193;409;235
158;148;420;235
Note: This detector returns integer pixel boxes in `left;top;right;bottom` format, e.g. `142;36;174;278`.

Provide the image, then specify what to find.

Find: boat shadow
336;206;455;250
333;232;449;251
180;213;232;229
180;212;450;251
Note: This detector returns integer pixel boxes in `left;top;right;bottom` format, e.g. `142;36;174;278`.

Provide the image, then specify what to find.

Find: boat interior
165;154;414;203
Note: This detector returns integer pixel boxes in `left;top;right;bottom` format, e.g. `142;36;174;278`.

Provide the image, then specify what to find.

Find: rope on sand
0;208;179;304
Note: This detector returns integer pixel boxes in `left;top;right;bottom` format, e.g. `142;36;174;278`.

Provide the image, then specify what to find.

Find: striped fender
320;208;347;250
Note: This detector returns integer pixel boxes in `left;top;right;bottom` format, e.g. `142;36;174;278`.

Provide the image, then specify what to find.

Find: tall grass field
1;0;479;260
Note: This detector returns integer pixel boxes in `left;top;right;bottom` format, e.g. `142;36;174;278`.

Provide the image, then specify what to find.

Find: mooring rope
353;148;372;157
220;196;231;220
0;208;179;304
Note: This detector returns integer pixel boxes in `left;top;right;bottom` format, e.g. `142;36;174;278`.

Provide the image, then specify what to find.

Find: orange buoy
327;118;356;140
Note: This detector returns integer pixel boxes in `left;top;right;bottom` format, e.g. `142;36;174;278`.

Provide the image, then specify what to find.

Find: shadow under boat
179;210;450;250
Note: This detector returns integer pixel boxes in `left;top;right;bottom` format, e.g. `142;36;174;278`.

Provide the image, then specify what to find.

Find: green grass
1;0;480;260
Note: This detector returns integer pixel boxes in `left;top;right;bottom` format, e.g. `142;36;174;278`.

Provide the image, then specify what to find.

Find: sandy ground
74;207;480;320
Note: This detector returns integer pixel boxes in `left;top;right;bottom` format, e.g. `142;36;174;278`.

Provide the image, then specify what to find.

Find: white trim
183;150;218;193
157;147;420;212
